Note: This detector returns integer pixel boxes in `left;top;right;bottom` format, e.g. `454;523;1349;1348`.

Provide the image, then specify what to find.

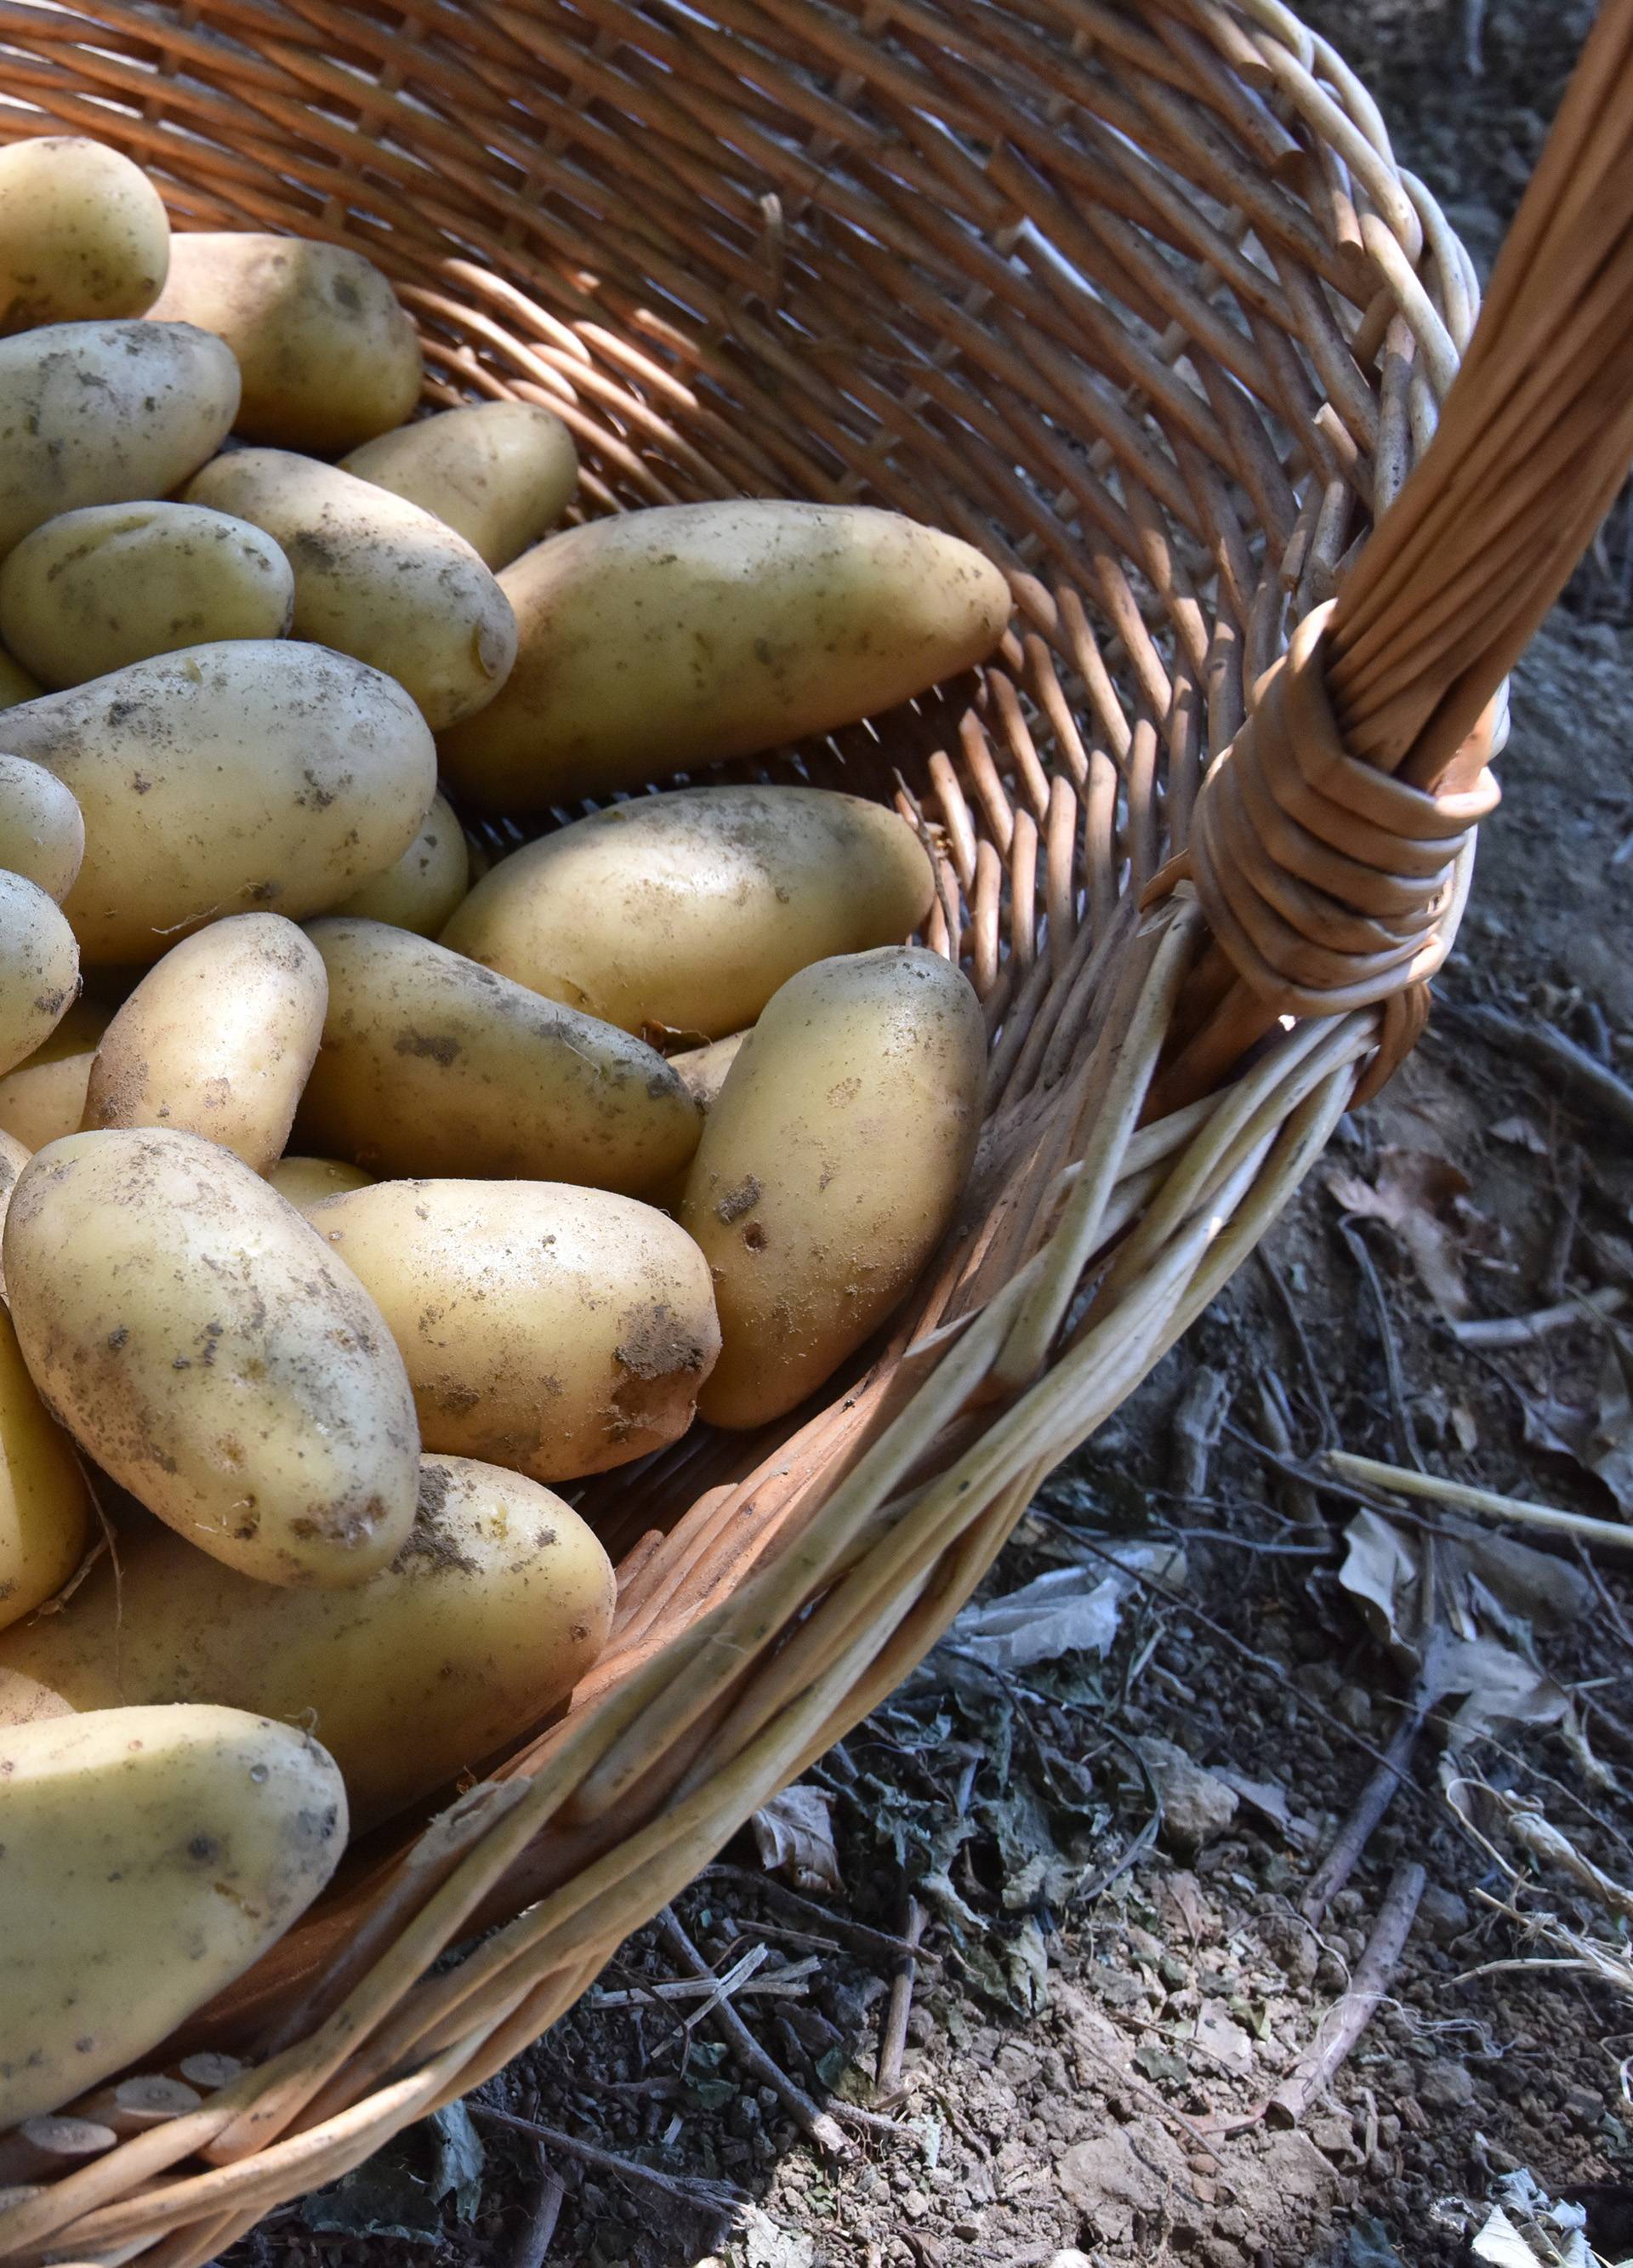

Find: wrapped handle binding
1158;0;1633;1107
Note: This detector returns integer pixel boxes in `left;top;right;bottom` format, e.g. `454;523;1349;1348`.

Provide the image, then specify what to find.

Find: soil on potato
231;7;1633;2266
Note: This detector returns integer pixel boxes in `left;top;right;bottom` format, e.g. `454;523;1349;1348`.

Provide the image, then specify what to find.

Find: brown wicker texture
0;0;1626;2255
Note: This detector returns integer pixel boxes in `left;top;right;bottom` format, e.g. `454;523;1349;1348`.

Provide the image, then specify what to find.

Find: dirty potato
3;1128;421;1587
0;871;78;1078
438;501;1012;808
308;1178;720;1479
681;948;985;1429
0;502;295;688
146;231;421;453
82;915;327;1172
297;920;702;1201
0;136;169;333
0;641;437;964
0;753;83;902
441;785;935;1039
342;400;578;570
0;1457;614;1830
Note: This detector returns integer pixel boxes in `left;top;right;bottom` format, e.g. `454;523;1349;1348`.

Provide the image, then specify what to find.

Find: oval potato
341;401;578;570
0;754;83;901
146;231;421;453
0;872;77;1077
438;501;1012;809
3;1128;421;1587
331;791;469;937
0;137;169;333
0;502;295;689
266;1154;374;1211
0;641;437;964
0;999;105;1150
0;1704;344;2124
681;948;985;1429
442;786;935;1039
0;1456;613;1831
0;320;239;559
0;1301;87;1630
0;1127;29;1282
82;915;326;1172
308;1179;720;1479
185;450;515;732
298;919;702;1200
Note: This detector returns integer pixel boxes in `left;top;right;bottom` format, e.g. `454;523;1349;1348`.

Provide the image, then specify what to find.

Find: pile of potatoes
0;133;1010;2128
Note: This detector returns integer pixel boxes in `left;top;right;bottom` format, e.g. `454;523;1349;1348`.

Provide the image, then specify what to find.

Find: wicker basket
2;0;1630;2256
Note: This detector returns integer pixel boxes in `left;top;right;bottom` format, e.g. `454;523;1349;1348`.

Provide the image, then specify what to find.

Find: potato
0;754;83;901
441;786;935;1040
670;1031;746;1113
0;649;40;708
0;641;437;964
0;1456;613;1831
329;790;469;937
0;502;295;689
308;1180;719;1479
298;919;702;1200
0;872;77;1078
0;320;239;559
3;1128;420;1587
681;948;984;1429
266;1154;374;1211
82;915;326;1172
0;137;169;333
146;231;421;453
0;1127;29;1273
0;1000;105;1151
0;1302;87;1631
438;501;1013;809
184;450;515;732
0;1704;344;2124
341;401;578;570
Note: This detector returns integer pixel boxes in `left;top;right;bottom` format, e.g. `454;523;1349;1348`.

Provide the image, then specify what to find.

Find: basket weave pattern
0;2;1489;2257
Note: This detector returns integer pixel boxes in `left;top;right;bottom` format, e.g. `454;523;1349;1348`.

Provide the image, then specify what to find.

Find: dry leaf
750;1784;842;1893
948;1544;1185;1671
1327;1147;1481;1319
1212;1768;1318;1851
1491;1116;1550;1154
1519;1323;1633;1516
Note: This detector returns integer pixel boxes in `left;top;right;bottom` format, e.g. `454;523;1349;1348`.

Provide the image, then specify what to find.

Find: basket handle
1155;0;1633;1107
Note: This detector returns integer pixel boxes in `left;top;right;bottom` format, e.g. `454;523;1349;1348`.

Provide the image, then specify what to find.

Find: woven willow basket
3;0;1630;2257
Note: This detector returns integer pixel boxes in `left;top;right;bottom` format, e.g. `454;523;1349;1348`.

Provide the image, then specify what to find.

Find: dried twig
1270;1863;1425;2125
1300;1692;1430;1928
1450;1285;1624;1348
1256;1247;1339;1444
1254;1370;1324;1531
873;1898;927;2104
1541;1148;1584;1305
469;2103;742;2213
1168;1366;1230;1499
512;2151;565;2268
1336;1219;1424;1471
659;1908;853;2158
698;1864;937;1966
1328;1450;1633;1555
1456;1004;1633;1135
586;1956;819;2011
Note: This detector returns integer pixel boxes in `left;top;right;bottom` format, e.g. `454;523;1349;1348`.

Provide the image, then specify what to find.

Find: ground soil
235;8;1633;2266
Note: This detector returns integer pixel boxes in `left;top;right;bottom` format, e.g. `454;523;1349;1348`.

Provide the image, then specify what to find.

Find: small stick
1168;1366;1230;1499
873;1897;927;2103
67;2078;202;2138
1255;1371;1323;1531
1337;1221;1423;1471
698;1863;938;1965
512;2151;565;2268
659;1908;853;2158
1328;1450;1633;1555
1256;1249;1339;1443
1270;1862;1425;2125
1541;1148;1584;1305
0;2117;116;2186
1450;1286;1623;1348
469;2103;742;2212
1300;1694;1428;1927
1456;1005;1633;1136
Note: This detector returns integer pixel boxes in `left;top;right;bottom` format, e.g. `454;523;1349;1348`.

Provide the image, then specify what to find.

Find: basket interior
0;0;1476;2077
